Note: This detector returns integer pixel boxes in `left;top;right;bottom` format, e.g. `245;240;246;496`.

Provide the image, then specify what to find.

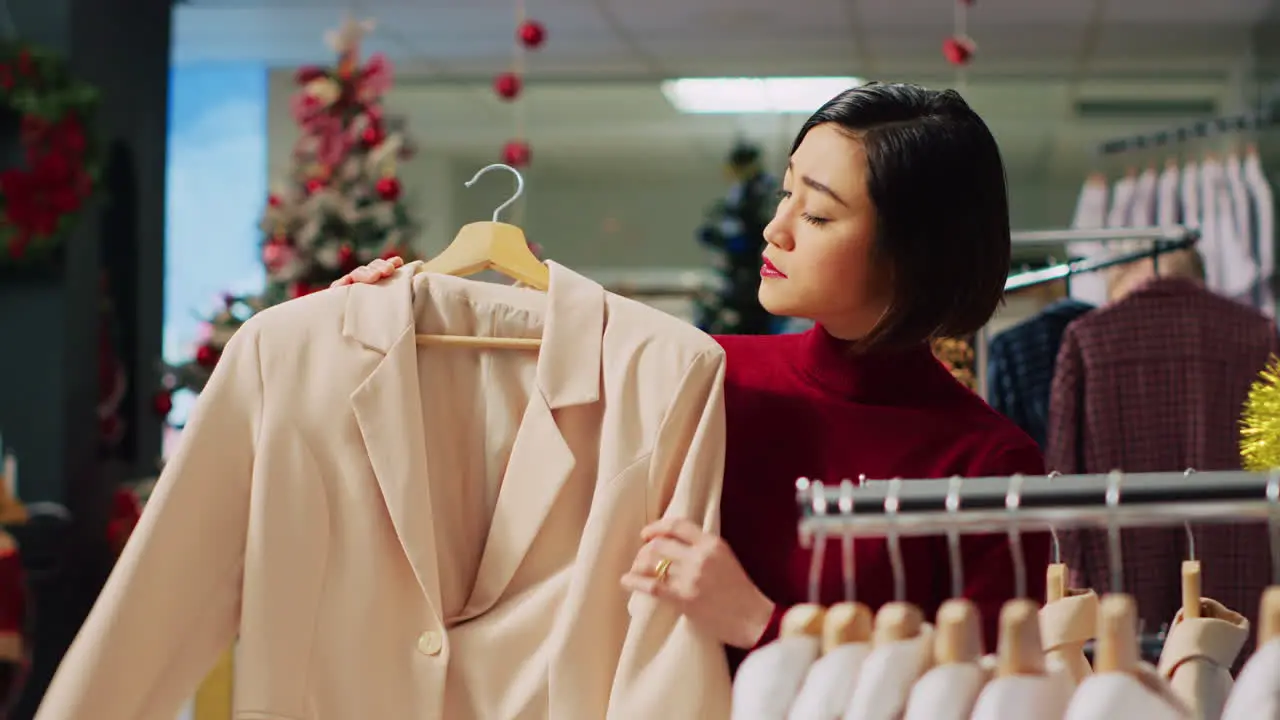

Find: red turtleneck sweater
715;326;1048;669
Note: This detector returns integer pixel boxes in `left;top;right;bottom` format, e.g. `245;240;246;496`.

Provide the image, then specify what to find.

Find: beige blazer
36;262;733;720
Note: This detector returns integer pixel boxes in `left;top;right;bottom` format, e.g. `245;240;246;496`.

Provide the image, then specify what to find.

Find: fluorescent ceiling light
661;76;862;115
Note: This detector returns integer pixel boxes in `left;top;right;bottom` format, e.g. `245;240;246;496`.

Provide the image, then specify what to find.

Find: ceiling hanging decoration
492;0;546;167
0;40;103;274
943;0;977;70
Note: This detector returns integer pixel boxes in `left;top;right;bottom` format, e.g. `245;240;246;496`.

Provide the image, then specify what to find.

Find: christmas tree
154;17;419;425
261;15;418;305
694;142;780;335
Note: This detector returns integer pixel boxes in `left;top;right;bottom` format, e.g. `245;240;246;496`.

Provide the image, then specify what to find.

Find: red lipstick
761;257;787;279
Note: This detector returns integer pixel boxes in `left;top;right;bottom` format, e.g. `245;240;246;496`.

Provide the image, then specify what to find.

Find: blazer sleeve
36;321;264;720
611;349;732;719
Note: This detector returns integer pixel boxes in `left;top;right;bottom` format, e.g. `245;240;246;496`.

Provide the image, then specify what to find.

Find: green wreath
0;40;102;272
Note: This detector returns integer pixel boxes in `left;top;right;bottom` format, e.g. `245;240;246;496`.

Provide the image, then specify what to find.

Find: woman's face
759;123;894;340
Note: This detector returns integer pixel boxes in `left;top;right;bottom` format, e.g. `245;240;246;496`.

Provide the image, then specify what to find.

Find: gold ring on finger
653;558;672;583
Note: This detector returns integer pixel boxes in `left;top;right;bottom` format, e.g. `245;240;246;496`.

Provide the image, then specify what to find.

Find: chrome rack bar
1004;235;1197;292
797;471;1280;539
1010;226;1197;249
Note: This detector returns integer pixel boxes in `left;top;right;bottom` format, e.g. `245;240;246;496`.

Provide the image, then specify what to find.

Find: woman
333;82;1049;666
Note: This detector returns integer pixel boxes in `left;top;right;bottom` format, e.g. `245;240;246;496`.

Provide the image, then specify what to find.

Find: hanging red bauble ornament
195;344;219;368
362;124;384;147
151;390;173;417
376;176;402;201
494;72;522;101
942;36;975;66
267;193;282;208
305;178;326;194
502;140;532;167
518;20;547;49
337;243;356;270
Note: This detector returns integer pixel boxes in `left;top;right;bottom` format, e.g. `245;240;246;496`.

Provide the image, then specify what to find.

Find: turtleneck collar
797;324;953;404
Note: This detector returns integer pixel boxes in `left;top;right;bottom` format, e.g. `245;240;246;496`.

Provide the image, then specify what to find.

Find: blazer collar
342;260;605;409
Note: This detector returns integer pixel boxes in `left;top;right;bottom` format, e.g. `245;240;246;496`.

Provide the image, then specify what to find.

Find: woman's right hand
329;256;406;288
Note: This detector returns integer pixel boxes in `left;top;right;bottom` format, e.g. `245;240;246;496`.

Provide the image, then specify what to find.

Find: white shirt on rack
1244;152;1276;317
1064;665;1190;720
1067;176;1112;306
842;625;934;720
787;643;872;720
733;636;821;720
970;672;1072;720
902;661;987;720
1221;638;1280;720
1157;163;1182;227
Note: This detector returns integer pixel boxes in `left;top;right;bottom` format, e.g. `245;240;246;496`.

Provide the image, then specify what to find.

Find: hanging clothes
1156;599;1249;720
1243;150;1276;318
733;633;822;720
1066;175;1111;306
1128;167;1160;228
987;300;1094;451
1201;156;1259;297
1157;160;1182;228
34;263;734;720
1046;277;1279;658
1040;589;1100;690
788;641;872;719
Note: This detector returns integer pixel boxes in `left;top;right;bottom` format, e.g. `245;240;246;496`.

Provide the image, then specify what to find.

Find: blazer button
417;630;443;656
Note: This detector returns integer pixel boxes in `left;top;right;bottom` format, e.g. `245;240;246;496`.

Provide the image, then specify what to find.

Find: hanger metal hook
795;477;813;548
465;163;525;222
1183;468;1197;562
1106;470;1125;594
808;480;828;604
1046;470;1063;563
838;479;857;602
1267;469;1280;586
946;476;965;598
1006;474;1027;599
886;478;906;602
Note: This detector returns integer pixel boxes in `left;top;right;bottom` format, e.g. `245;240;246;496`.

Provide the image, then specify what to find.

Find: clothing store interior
5;0;1280;718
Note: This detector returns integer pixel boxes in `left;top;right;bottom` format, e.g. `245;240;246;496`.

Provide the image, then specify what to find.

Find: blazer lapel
345;264;445;626
460;262;606;619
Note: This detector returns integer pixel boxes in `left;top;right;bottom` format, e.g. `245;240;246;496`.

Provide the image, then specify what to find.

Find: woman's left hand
621;517;775;649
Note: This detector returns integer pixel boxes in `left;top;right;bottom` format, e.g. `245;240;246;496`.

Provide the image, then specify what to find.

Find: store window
163;63;267;425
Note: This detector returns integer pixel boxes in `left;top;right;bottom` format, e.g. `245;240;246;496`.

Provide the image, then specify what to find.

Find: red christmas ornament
362;124;384;147
942;36;975;66
494;72;522;101
290;281;319;299
305;178;326;194
195;344;219;368
267;193;282;208
152;390;173;417
502;140;532;168
517;20;547;49
337;244;357;270
376;176;402;201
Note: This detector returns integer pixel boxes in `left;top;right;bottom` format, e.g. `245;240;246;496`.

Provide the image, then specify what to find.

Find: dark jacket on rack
1047;277;1279;657
987;299;1094;450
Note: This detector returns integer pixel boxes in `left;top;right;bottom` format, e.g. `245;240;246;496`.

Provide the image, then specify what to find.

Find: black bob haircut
792;81;1011;352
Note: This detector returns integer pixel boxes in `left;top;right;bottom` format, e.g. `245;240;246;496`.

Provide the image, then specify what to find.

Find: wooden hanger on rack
995;599;1045;677
415;163;549;350
873;602;923;645
1181;521;1202;619
1093;594;1140;674
1260;586;1280;646
780;603;827;639
1046;563;1067;603
822;602;872;653
934;598;983;665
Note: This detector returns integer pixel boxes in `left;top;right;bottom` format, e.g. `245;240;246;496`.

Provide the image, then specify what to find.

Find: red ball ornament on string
152;390;173;417
942;36;975;66
376;176;402;201
362;124;384;147
517;20;546;49
305;178;326;194
195;344;220;368
337;244;357;270
267;193;282;208
502;140;532;168
494;72;522;101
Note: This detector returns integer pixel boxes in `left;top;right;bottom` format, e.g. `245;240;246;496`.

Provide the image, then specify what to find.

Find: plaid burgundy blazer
1047;277;1279;657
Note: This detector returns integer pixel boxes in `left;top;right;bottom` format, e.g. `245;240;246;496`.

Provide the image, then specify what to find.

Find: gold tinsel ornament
1240;354;1280;471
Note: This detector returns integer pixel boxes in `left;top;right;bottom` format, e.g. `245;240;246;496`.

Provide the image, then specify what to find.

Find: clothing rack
1096;103;1280;156
1004;234;1198;293
794;471;1280;542
1009;225;1198;249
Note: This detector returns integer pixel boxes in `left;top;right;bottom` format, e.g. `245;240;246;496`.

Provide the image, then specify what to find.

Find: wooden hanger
995;598;1045;677
1181;560;1202;619
821;601;872;653
1046;563;1067;604
872;601;923;645
934;598;983;665
780;603;827;639
1093;594;1140;674
1260;586;1280;646
415;163;549;350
